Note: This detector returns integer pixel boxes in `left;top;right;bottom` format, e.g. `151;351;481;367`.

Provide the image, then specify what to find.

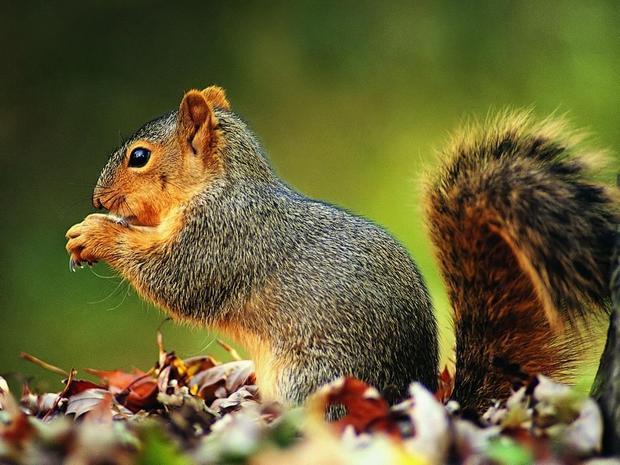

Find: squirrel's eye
128;147;151;168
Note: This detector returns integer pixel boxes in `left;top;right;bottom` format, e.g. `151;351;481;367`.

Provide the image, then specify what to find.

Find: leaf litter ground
0;333;616;465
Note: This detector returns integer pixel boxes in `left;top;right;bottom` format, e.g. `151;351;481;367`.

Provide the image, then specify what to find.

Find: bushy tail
425;112;618;414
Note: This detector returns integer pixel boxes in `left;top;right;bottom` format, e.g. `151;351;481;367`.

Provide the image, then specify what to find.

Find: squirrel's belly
251;343;280;402
213;321;283;403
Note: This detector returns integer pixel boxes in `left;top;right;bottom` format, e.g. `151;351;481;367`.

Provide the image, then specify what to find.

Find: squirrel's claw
69;256;90;272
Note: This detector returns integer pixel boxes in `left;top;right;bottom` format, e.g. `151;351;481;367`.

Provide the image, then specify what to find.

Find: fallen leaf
66;388;111;418
434;366;454;404
211;385;259;413
20;389;60;417
118;377;159;412
64;378;106;397
190;360;255;404
0;390;34;446
561;397;603;457
85;368;150;392
401;383;450;465
309;377;399;438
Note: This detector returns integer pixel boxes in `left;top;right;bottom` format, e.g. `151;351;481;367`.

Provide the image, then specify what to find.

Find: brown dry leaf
0;390;34;446
156;351;207;394
183;355;218;378
157;365;174;394
20;389;60;417
83;391;114;424
86;367;160;412
211;385;259;413
189;360;255;404
157;350;188;381
66;388;111;418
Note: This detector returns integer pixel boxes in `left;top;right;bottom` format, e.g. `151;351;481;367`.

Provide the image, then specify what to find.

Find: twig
20;352;69;377
43;368;77;421
217;339;242;361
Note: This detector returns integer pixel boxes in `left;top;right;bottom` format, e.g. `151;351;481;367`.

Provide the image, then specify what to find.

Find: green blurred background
1;1;618;394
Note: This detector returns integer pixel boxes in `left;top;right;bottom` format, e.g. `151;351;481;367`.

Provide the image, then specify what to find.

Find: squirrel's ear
178;90;219;158
202;86;230;111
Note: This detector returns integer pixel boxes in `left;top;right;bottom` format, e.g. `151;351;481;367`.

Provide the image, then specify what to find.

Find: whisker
104;281;132;312
88;277;126;305
108;195;121;212
198;335;219;355
164;179;193;192
88;267;120;280
100;192;120;211
122;198;138;219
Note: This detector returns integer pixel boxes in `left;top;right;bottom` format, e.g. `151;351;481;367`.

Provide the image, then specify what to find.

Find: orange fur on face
94;139;209;227
94;90;225;228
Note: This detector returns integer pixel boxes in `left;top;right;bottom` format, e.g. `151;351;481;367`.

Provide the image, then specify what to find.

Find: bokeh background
1;1;618;394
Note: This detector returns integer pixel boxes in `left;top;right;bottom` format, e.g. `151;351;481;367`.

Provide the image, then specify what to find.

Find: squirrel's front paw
65;214;123;271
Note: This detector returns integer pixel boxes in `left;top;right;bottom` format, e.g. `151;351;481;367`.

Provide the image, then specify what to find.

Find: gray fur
98;109;438;405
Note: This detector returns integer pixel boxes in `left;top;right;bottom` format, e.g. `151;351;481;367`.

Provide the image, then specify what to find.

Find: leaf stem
20;352;70;377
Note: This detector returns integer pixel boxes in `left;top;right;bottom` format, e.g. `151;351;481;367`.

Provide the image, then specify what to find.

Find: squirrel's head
93;86;232;226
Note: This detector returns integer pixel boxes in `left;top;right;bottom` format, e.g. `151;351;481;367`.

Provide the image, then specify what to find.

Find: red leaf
435;366;454;404
119;377;159;412
65;379;105;397
314;377;399;438
86;369;159;412
85;368;150;393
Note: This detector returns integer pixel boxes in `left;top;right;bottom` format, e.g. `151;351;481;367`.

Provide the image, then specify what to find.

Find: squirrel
65;86;618;415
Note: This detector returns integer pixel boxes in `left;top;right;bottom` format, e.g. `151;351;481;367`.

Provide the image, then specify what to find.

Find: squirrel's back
190;180;439;404
261;193;438;403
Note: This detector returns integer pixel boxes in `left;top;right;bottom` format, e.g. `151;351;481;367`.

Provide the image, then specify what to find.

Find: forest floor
0;332;616;465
